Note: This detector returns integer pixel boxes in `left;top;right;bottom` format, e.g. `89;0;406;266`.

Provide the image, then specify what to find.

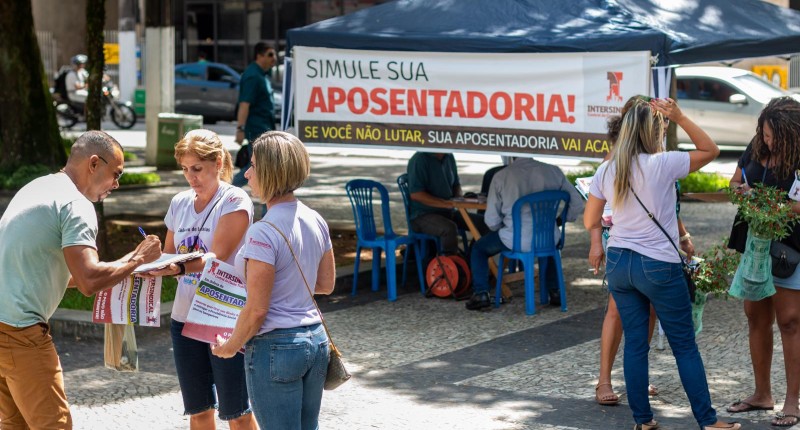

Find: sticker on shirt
789;169;800;202
180;271;200;290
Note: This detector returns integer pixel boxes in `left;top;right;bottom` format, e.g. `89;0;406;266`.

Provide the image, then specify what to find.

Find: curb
49;261;407;340
50;302;173;340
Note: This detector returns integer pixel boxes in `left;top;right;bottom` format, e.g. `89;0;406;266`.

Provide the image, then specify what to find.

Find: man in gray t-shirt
465;157;585;311
0;130;161;429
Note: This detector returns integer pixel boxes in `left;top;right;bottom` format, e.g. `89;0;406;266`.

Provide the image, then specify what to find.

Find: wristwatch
236;125;245;132
679;233;692;243
176;263;186;276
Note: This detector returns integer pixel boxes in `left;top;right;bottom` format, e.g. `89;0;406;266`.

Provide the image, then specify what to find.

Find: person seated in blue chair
407;151;488;256
465;157;585;311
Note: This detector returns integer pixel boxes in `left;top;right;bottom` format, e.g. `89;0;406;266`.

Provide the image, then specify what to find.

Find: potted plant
690;239;739;334
727;183;800;300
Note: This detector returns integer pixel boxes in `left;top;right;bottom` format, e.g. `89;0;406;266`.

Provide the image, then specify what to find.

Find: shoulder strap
192;196;224;252
631;190;684;263
263;221;338;350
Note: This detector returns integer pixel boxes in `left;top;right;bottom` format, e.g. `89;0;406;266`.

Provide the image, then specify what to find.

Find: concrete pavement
0;126;784;429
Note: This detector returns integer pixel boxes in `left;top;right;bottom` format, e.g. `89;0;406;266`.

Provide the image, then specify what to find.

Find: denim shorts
170;319;251;420
774;260;800;290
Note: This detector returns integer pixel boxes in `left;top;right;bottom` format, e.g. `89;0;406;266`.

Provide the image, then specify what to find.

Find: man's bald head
67;130;123;165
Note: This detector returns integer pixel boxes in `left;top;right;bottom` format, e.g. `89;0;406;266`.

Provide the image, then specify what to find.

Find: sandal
703;423;740;430
726;399;774;413
772;412;800;427
634;420;659;430
595;382;619;406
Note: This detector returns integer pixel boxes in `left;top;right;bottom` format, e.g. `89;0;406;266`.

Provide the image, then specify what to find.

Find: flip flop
726;400;774;413
595;383;619;406
772;412;800;427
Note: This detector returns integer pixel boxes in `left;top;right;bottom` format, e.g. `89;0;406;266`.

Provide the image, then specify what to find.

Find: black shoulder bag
771;241;800;278
631;190;696;302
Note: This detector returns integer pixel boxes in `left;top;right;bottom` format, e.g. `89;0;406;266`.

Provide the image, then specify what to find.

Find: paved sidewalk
51;197;784;429
0;139;783;429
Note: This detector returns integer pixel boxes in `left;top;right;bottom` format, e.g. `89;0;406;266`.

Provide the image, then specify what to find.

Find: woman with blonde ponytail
147;129;257;430
585;97;738;430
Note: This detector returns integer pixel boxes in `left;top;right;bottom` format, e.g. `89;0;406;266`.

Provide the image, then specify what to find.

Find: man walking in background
233;42;277;187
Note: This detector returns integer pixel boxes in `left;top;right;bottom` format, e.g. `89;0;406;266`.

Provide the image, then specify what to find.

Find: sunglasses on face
97;155;124;181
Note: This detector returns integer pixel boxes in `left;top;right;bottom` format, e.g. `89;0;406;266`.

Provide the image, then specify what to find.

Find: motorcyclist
65;54;89;108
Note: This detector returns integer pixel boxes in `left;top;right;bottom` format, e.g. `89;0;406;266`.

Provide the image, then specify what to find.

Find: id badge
789;170;800;202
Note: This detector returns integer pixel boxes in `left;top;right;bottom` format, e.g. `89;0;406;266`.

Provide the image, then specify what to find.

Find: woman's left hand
210;334;237;359
588;242;605;275
651;97;684;122
140;263;181;278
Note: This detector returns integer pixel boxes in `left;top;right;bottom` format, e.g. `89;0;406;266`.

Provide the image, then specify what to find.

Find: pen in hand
138;226;147;238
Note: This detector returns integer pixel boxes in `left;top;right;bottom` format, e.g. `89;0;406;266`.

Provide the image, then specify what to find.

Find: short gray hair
68;130;122;162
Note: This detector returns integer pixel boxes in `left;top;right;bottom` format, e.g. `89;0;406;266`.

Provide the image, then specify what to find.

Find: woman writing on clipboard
148;129;256;430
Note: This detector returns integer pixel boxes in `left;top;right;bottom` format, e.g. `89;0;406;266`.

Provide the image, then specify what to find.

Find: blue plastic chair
346;179;416;301
397;174;442;293
495;190;570;315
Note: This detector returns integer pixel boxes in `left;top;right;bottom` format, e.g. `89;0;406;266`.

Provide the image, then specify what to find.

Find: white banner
294;47;650;159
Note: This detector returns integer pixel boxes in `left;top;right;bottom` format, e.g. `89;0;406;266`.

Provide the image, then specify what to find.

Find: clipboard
132;251;204;273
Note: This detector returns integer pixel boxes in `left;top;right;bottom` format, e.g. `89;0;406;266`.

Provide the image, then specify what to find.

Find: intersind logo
249;238;272;249
586;71;624;118
606;71;623;102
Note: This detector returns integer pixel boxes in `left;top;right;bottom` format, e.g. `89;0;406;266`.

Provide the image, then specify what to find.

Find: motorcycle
54;76;137;130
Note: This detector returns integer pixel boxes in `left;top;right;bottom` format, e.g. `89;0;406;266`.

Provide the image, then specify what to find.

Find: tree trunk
85;0;105;131
0;0;66;171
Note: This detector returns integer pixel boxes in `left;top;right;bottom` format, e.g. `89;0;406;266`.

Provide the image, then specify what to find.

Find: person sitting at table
465;156;585;311
407;151;489;256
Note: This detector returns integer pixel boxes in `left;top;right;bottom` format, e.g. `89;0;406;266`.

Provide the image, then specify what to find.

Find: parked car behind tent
675;66;800;148
175;61;282;125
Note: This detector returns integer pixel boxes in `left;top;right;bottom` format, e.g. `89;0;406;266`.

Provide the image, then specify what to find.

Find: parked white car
675;66;799;149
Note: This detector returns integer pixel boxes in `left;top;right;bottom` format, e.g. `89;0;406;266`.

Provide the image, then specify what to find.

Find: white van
675;66;798;149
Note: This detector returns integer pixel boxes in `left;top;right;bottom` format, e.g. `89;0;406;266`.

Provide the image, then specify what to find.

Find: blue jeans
470;231;559;295
605;247;716;427
245;324;329;430
170;320;251;419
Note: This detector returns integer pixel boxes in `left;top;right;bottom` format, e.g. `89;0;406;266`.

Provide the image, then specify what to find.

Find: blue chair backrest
346;179;395;241
510;190;570;253
397;174;414;229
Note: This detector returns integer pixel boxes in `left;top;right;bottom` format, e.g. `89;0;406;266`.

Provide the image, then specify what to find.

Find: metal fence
104;30;119;85
36;31;59;86
790;54;800;90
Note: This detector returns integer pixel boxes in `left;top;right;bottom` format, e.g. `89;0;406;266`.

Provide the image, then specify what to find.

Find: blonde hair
174;129;233;182
608;97;667;209
251;131;310;201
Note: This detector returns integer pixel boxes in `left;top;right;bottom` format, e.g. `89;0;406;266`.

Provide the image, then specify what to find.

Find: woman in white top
585;97;738;430
211;131;336;430
150;129;255;430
